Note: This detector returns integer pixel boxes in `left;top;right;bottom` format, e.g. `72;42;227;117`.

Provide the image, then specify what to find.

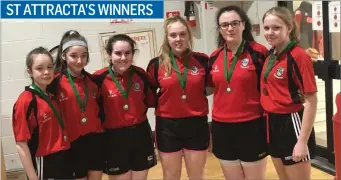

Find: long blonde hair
262;7;300;43
158;15;194;75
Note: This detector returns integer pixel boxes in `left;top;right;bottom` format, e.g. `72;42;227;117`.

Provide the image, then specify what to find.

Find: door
280;0;341;174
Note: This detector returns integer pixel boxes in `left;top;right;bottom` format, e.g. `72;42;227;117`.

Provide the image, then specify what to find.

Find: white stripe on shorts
35;156;44;180
291;112;311;162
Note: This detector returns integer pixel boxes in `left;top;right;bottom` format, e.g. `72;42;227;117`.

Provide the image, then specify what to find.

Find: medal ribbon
263;40;296;83
67;70;88;113
169;51;189;90
31;84;64;130
224;40;245;83
107;65;134;99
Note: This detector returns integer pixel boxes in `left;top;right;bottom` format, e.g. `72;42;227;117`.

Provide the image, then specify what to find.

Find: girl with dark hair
48;30;104;180
12;47;72;179
207;5;269;180
261;7;317;180
92;34;157;180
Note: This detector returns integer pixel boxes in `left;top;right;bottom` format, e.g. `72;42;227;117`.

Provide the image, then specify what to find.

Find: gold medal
123;104;129;110
81;117;87;124
181;94;187;100
226;86;232;93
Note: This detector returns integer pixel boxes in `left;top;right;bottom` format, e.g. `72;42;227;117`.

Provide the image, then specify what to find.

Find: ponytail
54;30;89;73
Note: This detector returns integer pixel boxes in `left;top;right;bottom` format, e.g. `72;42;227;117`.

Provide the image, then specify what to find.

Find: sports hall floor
6;153;334;180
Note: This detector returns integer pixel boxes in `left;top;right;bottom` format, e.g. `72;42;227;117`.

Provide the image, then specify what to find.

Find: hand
292;140;309;162
27;171;38;180
28;175;38;180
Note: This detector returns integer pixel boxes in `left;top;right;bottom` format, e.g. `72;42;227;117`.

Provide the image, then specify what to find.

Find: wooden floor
7;153;334;180
103;153;334;180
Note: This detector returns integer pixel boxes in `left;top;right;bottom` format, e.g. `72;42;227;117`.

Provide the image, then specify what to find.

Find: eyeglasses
219;20;242;30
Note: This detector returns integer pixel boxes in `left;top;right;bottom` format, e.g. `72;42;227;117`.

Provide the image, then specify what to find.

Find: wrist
297;136;309;144
28;176;38;180
27;172;38;180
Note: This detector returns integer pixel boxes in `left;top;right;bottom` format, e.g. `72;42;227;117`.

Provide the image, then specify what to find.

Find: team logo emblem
133;82;141;91
42;113;52;122
274;67;285;79
109;167;120;172
191;66;199;75
108;90;116;97
147;155;155;165
212;65;219;72
43;113;49;120
59;92;68;101
162;72;171;80
241;58;249;68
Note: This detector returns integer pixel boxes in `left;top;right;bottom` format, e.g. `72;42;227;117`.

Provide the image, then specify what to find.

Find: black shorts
211;117;268;162
104;120;157;175
155;116;210;153
34;150;73;179
268;109;316;165
69;132;105;178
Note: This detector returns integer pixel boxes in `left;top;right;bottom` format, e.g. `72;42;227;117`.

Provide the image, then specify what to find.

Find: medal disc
81;117;87;124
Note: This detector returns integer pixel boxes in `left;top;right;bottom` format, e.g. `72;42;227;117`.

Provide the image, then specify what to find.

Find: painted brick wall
1;1;289;171
0;1;193;171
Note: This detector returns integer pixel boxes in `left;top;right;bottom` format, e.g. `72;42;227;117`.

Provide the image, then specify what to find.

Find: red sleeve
207;49;220;88
135;66;157;108
294;52;317;94
12;93;36;142
146;58;158;88
91;78;101;100
145;85;157;108
192;52;211;89
145;71;157;107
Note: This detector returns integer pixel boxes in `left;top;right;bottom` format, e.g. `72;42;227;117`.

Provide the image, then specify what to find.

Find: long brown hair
262;7;300;43
158;15;193;75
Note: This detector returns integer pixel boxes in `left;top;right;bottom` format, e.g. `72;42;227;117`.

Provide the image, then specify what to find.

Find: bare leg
241;157;267;180
183;149;208;180
285;161;311;180
131;170;149;180
159;150;183;180
108;171;131;180
219;159;245;180
271;157;290;180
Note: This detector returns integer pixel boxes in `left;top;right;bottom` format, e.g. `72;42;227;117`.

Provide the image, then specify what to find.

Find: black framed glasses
219;20;242;30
